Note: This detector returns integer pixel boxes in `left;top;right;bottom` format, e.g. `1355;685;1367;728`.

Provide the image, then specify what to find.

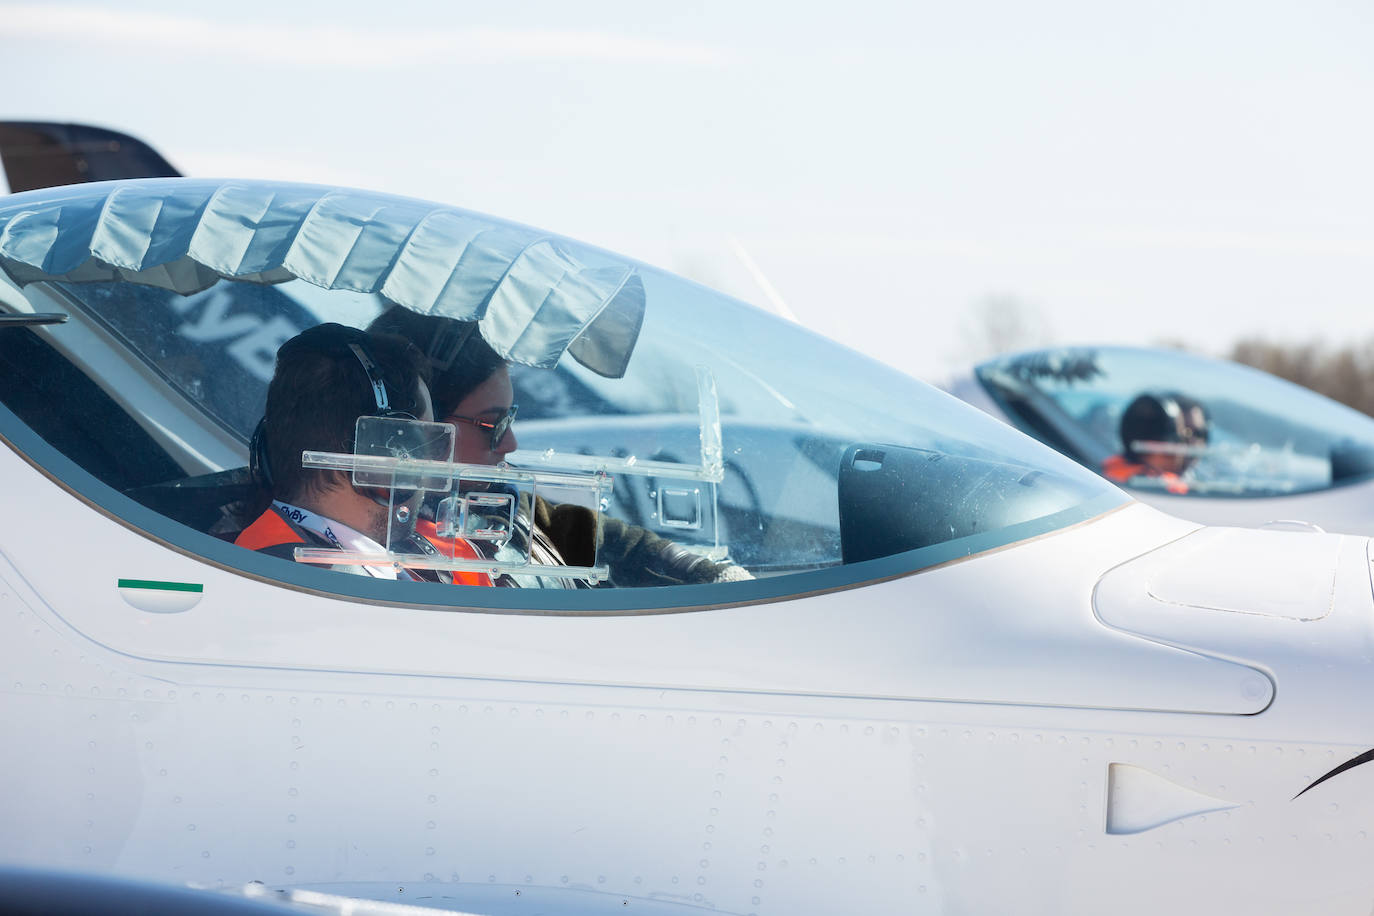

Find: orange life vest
235;508;492;586
234;507;305;552
415;519;493;587
1101;454;1189;495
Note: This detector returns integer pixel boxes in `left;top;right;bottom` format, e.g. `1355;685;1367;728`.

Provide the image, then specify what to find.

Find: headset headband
346;341;391;412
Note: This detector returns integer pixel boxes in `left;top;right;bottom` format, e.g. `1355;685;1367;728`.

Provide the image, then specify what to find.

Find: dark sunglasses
447;404;518;450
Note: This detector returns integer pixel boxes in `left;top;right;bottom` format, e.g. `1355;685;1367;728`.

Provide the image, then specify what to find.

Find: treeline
1228;338;1374;418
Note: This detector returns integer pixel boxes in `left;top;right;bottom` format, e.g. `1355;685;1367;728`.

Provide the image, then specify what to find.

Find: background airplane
0;120;180;194
947;345;1374;533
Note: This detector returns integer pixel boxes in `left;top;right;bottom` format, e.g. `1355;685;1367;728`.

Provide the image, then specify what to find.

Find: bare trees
958;295;1054;363
1228;338;1374;417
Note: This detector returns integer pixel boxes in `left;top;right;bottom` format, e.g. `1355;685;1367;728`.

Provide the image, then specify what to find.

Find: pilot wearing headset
366;306;752;587
1102;392;1210;495
235;323;490;584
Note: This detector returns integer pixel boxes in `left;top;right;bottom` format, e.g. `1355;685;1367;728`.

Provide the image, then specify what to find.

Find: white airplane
948;345;1374;534
1;177;1373;916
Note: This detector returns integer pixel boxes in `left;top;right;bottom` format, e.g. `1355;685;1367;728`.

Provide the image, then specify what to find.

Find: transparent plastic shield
351;416;455;491
508;364;726;561
432;474;611;585
436;485;517;544
696;365;724;478
298;422;611;582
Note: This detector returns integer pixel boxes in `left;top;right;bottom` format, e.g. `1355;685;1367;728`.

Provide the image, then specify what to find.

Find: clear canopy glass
0;179;1123;608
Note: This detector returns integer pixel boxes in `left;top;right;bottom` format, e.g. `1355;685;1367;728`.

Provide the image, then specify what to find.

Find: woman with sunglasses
368;307;749;588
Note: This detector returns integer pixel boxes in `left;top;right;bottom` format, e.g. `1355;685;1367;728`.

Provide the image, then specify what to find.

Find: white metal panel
5;579;1374;915
1136;526;1341;621
1096;525;1374;741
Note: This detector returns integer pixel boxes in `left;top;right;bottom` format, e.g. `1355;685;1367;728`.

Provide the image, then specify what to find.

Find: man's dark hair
260;323;429;504
366;307;506;418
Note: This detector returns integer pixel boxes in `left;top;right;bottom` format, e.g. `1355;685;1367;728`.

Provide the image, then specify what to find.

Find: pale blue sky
3;1;1371;379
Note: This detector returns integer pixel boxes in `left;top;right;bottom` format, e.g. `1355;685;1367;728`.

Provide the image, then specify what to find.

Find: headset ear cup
250;417;274;490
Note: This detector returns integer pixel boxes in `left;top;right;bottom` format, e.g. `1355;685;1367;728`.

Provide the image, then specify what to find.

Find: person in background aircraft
366;307;752;587
1102;392;1210;495
235;322;490;584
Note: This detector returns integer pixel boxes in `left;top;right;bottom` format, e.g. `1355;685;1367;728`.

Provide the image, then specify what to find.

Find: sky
3;0;1371;382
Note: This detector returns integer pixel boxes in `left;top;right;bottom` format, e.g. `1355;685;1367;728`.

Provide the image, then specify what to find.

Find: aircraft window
0;180;1124;611
0;323;183;490
976;346;1374;498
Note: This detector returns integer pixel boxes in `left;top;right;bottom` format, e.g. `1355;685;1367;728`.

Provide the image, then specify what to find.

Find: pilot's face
1144;405;1206;476
1143;451;1189;476
444;366;518;466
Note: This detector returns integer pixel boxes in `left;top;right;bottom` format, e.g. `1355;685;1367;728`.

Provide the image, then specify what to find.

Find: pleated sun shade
0;178;645;377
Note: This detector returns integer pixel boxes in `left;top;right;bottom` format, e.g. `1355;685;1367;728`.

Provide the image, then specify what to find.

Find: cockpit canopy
977;346;1374;499
0;179;1122;610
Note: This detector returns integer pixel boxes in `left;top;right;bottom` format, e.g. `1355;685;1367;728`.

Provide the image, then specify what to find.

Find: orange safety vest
415;519;494;587
235;507;306;552
235;508;493;586
1101;454;1189;495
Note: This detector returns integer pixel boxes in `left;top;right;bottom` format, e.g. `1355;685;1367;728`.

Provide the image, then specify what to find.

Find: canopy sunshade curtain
0;178;645;377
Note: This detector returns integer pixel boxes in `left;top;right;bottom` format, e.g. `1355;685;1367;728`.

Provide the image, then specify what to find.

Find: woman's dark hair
255;323;429;508
366;307;506;418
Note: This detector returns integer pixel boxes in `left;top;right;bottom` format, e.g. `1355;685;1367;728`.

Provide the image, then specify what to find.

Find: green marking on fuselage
117;579;204;593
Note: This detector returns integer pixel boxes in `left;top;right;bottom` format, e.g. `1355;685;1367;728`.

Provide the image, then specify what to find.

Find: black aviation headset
249;322;430;496
1119;392;1210;467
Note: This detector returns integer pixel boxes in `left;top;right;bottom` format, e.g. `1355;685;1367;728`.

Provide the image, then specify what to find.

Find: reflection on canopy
0;179;644;377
